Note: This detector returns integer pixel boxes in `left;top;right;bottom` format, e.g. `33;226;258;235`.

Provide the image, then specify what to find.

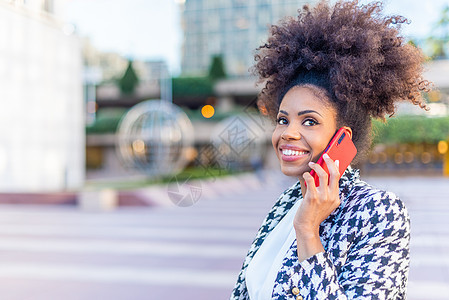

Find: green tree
427;5;449;59
407;39;418;48
372;116;449;145
86;107;128;134
427;36;446;59
436;5;449;38
208;55;227;81
172;76;213;97
119;59;139;94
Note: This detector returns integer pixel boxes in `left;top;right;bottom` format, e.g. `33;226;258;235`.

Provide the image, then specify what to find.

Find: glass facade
181;0;318;77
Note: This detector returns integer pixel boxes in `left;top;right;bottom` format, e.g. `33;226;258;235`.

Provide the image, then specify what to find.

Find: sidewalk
366;175;449;299
0;172;446;299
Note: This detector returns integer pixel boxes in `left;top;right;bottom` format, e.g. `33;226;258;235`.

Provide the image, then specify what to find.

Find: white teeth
282;149;307;156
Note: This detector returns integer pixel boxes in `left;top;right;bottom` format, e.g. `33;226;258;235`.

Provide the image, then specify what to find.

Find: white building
0;0;84;192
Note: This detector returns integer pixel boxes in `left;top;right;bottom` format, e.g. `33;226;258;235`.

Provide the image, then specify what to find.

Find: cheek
311;151;323;162
312;134;334;158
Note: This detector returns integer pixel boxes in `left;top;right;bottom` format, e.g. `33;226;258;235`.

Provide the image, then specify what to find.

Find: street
0;172;447;299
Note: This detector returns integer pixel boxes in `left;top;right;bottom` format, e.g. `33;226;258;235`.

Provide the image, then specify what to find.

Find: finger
303;172;318;194
308;161;328;188
323;154;341;189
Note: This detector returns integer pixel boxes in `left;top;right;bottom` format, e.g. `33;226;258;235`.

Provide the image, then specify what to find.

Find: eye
276;116;288;125
303;118;319;126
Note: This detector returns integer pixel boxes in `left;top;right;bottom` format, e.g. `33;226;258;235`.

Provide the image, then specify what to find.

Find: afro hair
253;0;431;162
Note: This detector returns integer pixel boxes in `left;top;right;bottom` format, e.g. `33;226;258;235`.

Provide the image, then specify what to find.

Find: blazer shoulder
346;179;409;226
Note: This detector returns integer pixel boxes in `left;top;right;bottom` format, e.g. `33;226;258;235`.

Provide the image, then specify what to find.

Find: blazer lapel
231;180;303;299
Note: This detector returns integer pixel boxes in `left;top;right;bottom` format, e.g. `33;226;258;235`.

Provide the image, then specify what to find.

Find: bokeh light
438;140;448;154
201;105;215;118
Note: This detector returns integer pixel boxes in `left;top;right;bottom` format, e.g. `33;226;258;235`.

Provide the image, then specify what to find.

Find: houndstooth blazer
230;167;410;299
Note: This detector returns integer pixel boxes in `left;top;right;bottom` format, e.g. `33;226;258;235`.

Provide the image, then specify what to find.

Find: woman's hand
294;153;341;261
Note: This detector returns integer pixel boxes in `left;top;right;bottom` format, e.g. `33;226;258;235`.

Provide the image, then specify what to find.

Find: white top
246;198;302;300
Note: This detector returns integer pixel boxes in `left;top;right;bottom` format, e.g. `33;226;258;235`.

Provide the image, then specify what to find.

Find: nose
281;125;301;141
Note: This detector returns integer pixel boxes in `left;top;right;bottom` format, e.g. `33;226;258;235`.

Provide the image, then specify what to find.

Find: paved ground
366;176;449;299
0;172;447;299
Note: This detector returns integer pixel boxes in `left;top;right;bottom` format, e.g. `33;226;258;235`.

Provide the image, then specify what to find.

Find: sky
64;0;449;76
64;0;183;74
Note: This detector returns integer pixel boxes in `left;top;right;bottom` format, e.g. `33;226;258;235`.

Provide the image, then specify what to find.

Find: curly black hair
253;0;431;163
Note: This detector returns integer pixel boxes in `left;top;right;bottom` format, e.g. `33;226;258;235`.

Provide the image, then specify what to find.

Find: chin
280;165;307;179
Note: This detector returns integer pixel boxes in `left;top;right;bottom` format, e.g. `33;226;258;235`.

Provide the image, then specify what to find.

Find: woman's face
272;86;338;179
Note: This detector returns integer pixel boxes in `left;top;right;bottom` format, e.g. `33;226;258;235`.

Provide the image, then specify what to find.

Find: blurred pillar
444;153;449;177
84;67;102;126
441;139;449;177
160;67;172;103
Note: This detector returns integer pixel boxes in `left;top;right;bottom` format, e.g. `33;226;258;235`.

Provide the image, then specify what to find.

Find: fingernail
336;160;340;168
308;162;314;166
323;153;330;159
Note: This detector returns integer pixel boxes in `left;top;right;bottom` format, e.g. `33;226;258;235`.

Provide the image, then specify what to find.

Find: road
0;172;447;299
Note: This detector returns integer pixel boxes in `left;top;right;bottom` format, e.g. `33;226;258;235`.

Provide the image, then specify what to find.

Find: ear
343;126;353;140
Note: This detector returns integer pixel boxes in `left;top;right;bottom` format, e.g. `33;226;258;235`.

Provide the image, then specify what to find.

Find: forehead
279;86;336;114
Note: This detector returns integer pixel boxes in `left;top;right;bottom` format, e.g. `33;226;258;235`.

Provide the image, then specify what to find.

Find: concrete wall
0;1;84;192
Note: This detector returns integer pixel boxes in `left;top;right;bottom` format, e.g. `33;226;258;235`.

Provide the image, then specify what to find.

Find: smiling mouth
281;149;309;156
280;148;310;162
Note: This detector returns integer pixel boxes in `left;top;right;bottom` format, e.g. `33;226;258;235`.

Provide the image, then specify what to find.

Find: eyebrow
279;109;323;117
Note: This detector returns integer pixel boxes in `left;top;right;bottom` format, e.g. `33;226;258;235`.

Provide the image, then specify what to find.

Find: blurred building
0;0;84;192
82;37;128;83
92;60;165;108
81;37;170;85
180;0;318;77
80;38;168;107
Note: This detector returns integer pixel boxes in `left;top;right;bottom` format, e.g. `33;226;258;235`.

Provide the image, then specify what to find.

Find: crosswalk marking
408;281;449;299
0;237;249;258
0;263;237;288
0;225;258;241
0;174;447;299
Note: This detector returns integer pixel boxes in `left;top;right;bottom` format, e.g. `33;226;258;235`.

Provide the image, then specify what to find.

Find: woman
231;1;430;299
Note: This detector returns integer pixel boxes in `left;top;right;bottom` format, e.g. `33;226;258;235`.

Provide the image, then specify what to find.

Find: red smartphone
309;127;357;187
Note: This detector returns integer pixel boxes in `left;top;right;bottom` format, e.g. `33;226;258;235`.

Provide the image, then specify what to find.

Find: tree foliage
172;76;213;97
119;60;139;94
426;5;449;59
372;116;449;145
86;108;128;134
208;55;227;81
